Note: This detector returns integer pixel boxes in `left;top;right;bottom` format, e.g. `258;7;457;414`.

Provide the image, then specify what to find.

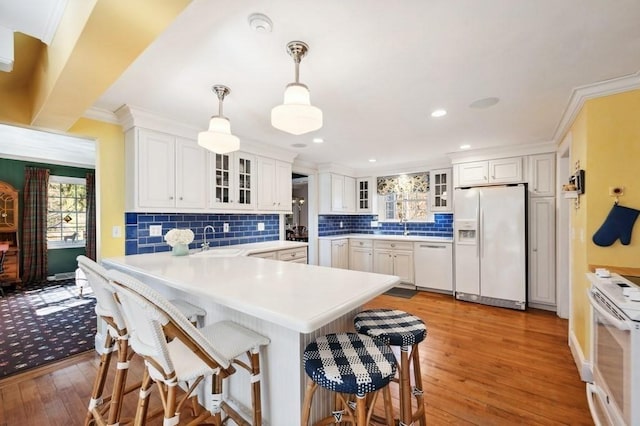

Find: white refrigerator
453;184;527;310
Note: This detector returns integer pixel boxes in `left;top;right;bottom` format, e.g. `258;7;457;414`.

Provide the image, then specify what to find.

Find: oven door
588;289;632;426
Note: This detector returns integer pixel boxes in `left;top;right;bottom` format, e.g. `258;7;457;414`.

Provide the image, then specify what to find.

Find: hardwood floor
0;292;593;425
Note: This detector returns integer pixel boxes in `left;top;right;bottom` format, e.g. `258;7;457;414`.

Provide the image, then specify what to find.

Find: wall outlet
112;225;122;238
257;222;265;231
223;223;230;233
370;220;379;227
339;221;344;228
149;225;162;236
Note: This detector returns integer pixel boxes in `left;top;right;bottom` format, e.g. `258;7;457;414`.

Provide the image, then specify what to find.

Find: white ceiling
0;0;67;44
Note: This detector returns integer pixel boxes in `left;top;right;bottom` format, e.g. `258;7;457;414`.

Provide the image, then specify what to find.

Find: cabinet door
257;157;277;210
529;197;556;306
175;138;206;209
210;153;233;207
331;174;345;212
489;157;523;183
373;249;394;275
349;247;373;272
235;152;256;209
356;178;372;213
529;153;555;197
343;176;356;213
138;129;176;208
275;160;292;210
331;240;349;269
430;168;451;212
457;162;489;186
393;250;414;284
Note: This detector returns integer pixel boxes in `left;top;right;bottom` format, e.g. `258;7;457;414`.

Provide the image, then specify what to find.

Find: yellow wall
68;118;125;258
570;89;640;360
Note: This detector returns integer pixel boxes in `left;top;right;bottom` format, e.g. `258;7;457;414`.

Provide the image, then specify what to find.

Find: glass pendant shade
271;83;323;135
197;116;240;154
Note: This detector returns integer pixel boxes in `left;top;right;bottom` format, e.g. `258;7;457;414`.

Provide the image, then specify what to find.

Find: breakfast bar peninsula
102;246;399;424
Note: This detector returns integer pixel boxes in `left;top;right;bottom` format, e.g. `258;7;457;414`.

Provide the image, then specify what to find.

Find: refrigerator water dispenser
455;220;477;244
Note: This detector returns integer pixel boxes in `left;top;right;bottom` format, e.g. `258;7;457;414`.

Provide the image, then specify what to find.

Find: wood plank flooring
0;292;593;425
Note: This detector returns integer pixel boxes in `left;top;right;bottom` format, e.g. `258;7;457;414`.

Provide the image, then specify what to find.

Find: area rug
0;279;96;379
383;287;418;299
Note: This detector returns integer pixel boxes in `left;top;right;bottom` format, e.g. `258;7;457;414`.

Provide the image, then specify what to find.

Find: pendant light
271;41;323;135
198;85;240;154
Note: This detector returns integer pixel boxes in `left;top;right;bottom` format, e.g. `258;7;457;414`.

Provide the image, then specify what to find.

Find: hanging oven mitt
592;204;640;246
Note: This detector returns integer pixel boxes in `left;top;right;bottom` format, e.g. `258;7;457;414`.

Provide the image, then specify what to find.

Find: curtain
22;167;49;283
85;171;96;260
377;172;429;195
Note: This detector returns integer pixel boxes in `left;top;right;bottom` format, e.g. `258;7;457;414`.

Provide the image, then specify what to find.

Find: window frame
47;175;87;250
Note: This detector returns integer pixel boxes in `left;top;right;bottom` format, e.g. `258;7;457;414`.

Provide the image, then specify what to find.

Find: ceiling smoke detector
248;13;273;33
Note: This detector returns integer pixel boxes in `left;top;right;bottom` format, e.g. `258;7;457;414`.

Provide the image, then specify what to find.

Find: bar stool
354;309;428;426
108;269;270;425
76;255;207;426
301;332;397;426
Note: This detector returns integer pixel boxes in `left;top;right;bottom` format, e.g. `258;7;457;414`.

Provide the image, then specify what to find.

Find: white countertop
318;233;453;243
205;240;308;255
102;249;398;334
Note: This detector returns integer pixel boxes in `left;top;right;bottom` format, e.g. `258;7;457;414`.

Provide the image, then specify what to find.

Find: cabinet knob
273;202;277;206
179;197;183;200
484;176;487;180
169;196;174;200
491;175;495;179
391;244;395;248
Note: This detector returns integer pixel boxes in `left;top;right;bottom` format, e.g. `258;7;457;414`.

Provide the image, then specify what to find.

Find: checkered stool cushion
354;309;427;347
303;332;396;396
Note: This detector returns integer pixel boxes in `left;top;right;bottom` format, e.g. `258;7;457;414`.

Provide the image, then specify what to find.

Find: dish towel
592;204;640;247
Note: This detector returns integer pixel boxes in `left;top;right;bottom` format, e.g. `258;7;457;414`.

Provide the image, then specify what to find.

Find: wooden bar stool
76;256;207;426
301;332;397;426
354;309;428;426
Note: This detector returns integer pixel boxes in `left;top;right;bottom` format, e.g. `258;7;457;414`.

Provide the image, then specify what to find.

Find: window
47;176;86;248
377;172;431;221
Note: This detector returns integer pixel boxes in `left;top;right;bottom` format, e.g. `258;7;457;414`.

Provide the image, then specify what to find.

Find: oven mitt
592;204;640;246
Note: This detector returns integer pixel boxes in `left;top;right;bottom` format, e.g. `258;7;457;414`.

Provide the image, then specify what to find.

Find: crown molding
83;106;120;125
447;141;556;164
115;105;201;139
552;70;640;144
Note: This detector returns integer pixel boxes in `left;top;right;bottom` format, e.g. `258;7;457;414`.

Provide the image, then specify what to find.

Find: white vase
171;243;189;256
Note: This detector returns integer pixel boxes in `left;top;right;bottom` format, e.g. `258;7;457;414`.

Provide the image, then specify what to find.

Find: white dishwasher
413;241;453;293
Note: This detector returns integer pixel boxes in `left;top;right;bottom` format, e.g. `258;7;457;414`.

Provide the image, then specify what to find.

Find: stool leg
249;348;263;426
411;344;427;426
85;333;116;426
400;345;412;426
134;369;153;426
382;385;395;426
301;378;318;426
107;336;130;425
355;394;367;426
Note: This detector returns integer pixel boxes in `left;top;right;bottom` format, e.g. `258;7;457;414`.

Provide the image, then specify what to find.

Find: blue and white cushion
354;309;427;347
303;333;396;396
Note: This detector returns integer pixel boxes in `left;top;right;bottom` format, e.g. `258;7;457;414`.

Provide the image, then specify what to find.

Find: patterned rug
0;279;97;379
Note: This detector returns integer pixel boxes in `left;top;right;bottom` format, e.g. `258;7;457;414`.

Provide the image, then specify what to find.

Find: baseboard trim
569;328;593;382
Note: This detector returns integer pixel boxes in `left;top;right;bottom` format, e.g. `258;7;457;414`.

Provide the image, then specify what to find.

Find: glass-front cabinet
209;152;255;210
430;168;451;212
356;177;373;213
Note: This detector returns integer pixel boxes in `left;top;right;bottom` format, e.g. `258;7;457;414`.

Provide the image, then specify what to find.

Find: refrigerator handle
476;205;480;258
479;207;483;258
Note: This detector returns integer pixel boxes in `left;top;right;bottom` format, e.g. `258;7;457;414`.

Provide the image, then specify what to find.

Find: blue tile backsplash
125;212;280;255
318;214;453;238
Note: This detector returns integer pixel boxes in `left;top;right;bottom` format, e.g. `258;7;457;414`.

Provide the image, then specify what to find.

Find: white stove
590;273;640;321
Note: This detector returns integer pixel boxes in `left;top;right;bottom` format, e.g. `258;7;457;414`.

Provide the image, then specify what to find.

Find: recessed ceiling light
291;143;307;148
460;144;471;150
431;109;447;118
369;158;377;163
312;137;324;144
469;97;499;109
248;13;273;33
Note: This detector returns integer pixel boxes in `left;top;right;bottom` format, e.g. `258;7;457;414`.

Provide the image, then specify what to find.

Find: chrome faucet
202;225;215;251
402;219;410;236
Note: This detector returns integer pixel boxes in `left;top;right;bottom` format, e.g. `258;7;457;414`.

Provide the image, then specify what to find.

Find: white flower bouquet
164;228;195;247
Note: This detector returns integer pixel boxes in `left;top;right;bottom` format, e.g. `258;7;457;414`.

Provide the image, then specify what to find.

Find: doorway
287;173;309;241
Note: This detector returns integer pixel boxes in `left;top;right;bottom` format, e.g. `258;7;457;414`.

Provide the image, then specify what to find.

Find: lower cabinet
330;239;349;269
529;197;556;307
249;246;307;263
349;239;373;272
373;241;414;286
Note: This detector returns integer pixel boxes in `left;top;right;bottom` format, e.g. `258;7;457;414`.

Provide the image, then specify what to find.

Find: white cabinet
456;157;523;187
208;151;255;210
528;153;556;197
529;197;556;307
257;156;292;212
127;128;207;211
349;239;373;272
330;239;349;269
430;168;451;212
414;242;453;292
319;173;356;214
249;246;307;263
373;240;414;287
356;178;374;213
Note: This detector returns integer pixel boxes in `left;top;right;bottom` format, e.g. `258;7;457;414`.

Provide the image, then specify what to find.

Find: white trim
552;70;640;144
49;175;86;185
447;141;556;164
556;133;572;320
83;106;120;125
40;0;68;45
569;328;593;383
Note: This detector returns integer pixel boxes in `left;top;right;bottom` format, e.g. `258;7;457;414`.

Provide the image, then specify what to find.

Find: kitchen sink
191;248;244;257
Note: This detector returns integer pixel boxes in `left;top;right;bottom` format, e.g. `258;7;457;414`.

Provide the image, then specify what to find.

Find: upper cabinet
257;156;292;212
455;157;523;187
319;173;356;214
528;153;556;197
356;177;374;213
429;168;451;212
126;128;207;211
208;151;256;210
